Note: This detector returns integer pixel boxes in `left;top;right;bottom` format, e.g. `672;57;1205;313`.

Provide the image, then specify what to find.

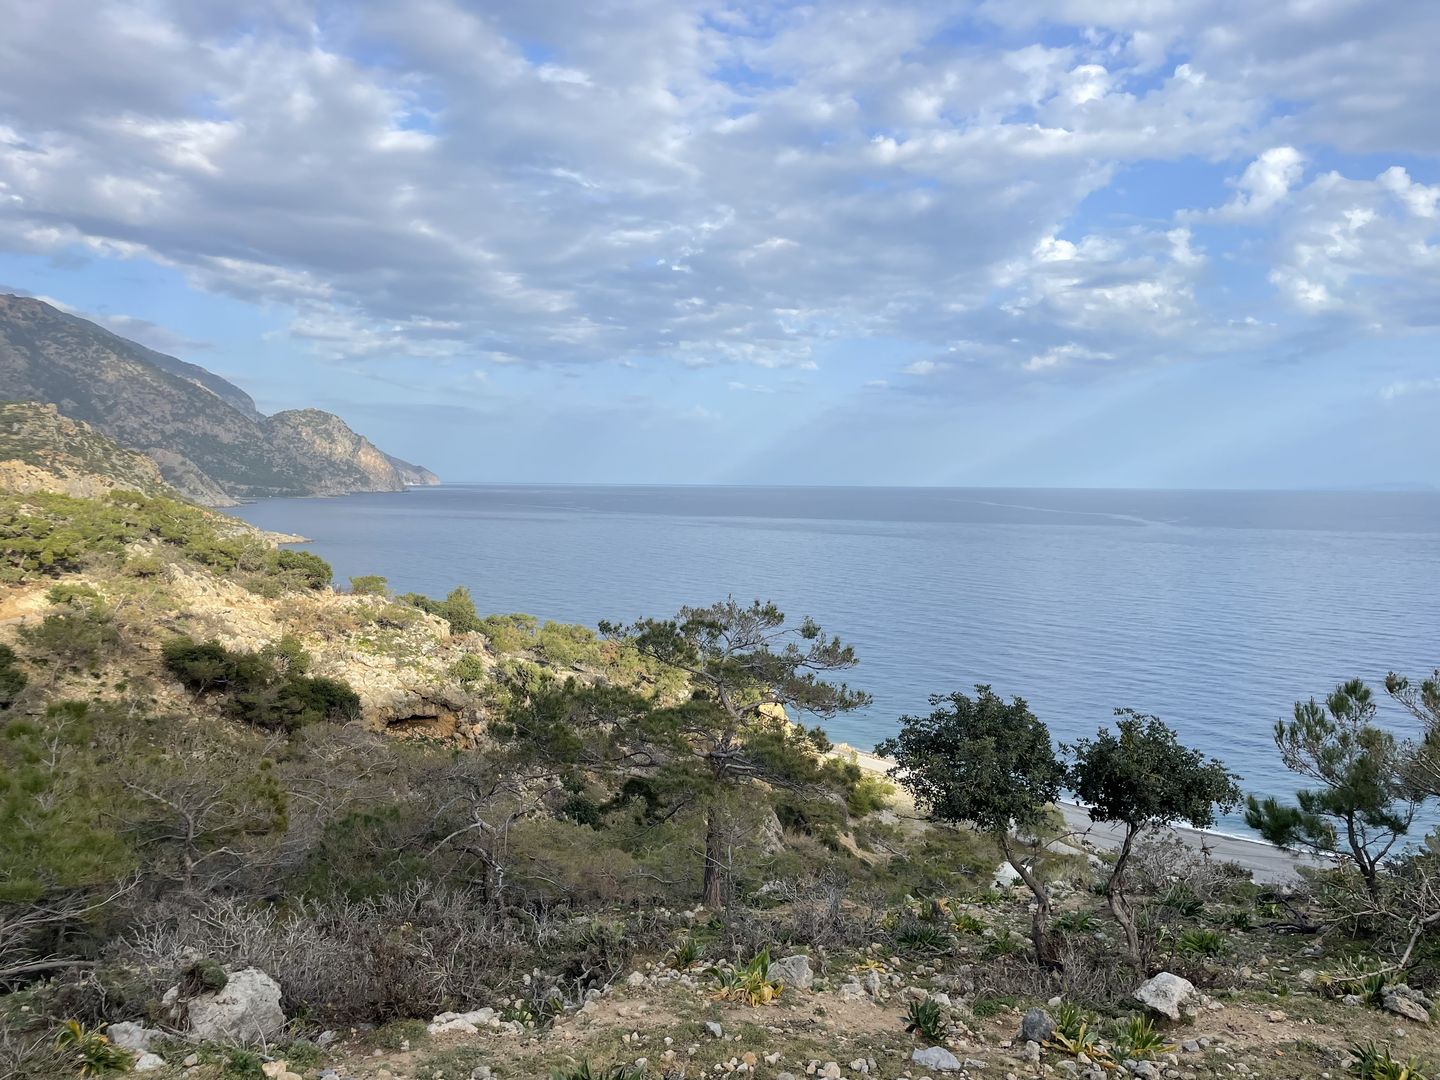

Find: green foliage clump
549;1064;640;1080
19;595;121;671
0;490;259;581
449;653;488;686
402;586;483;634
162;635;360;732
268;548;332;590
476;612;539;654
349;574;390;596
1112;1015;1174;1061
0;642;27;708
0;701;132;904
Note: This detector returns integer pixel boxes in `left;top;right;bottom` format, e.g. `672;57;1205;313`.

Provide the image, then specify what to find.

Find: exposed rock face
263;409;414;496
385;452;441;487
0;402;178;499
0;294;436;503
178;967;285;1045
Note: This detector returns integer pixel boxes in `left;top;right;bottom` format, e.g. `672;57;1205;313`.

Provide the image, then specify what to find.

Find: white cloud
1203;146;1305;221
902;359;948;376
1380;377;1440;401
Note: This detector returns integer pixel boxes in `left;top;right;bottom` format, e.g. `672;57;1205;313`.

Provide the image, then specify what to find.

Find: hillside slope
0;400;176;499
0;294;438;503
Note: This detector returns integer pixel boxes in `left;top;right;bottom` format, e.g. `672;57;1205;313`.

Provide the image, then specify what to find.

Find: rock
626;971;646;987
767;954;815;991
1133;971;1200;1021
837;981;866;1002
184;967;285;1045
705;1021;724;1039
1020;1040;1042;1064
930;992;952;1007
107;1022;164;1052
1383;988;1432;1024
1266;1009;1287;1023
427;1007;498;1035
912;1046;963;1072
316;1030;338;1048
1127;1061;1160;1079
183;1054;200;1068
1017;1007;1056;1044
992;862;1023;890
862;970;882;997
134;1053;166;1072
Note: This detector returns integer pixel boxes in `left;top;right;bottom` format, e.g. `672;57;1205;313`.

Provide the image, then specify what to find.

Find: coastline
834;742;1327;885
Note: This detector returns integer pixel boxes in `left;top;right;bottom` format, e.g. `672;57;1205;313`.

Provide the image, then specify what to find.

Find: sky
0;0;1437;488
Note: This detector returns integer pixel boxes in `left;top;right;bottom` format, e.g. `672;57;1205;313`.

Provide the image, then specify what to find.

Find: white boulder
1133;971;1201;1021
184;968;286;1045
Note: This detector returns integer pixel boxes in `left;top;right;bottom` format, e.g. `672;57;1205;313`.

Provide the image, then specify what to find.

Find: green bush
163;635;360;732
0;643;27;707
268;549;332;590
449;653;488;685
349;574;389;596
19;606;120;671
402;586;483;634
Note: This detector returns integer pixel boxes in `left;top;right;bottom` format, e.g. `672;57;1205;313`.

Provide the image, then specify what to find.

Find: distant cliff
0;294;439;504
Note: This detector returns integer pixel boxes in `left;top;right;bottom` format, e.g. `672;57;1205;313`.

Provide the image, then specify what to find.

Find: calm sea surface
232;485;1440;832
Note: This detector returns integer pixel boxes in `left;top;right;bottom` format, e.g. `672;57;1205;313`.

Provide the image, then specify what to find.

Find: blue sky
0;0;1437;487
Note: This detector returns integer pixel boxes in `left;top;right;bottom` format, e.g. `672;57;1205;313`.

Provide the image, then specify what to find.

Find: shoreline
834;742;1326;884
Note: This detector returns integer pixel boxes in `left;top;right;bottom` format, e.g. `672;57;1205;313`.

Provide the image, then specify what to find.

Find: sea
231;484;1440;834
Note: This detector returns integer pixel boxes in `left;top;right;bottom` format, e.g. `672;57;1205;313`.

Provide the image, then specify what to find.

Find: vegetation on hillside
0;487;1435;1080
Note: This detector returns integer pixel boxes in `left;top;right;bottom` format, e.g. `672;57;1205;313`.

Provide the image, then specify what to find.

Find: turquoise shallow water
232;485;1440;832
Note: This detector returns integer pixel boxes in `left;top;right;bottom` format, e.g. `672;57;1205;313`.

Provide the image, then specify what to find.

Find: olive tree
877;686;1066;964
1246;679;1424;900
600;598;869;909
1068;709;1241;965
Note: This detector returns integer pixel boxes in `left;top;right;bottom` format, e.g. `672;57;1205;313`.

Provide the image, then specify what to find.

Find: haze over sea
234;485;1440;833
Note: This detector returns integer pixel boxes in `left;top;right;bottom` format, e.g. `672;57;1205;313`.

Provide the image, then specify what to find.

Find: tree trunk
1109;825;1142;966
1000;833;1057;968
701;803;726;909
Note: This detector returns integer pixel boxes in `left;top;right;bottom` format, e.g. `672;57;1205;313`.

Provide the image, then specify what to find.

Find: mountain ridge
0;294;438;504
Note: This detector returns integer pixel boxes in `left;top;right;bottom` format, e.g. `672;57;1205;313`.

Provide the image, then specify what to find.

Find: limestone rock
133;1053;166;1072
183;967;285;1045
1133;971;1201;1021
766;954;814;990
107;1022;164;1052
912;1045;963;1072
1383;987;1432;1024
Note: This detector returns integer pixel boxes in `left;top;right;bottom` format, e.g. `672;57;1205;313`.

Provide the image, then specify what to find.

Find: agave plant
1347;1042;1432;1080
550;1064;642;1080
54;1021;134;1077
669;934;704;970
904;999;945;1043
1046;1003;1113;1066
1113;1015;1175;1061
711;950;782;1006
1177;928;1228;957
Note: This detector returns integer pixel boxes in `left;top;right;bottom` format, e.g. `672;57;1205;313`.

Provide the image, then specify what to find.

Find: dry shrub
770;876;886;950
1130;831;1249;901
117;884;530;1023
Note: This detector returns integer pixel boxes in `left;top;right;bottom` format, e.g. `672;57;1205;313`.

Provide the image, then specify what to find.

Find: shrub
403;587;483;634
349;575;390;596
162;636;360;732
1113;1015;1174;1061
269;548;332;590
549;1065;640;1080
19;606;120;670
1177;929;1228;957
449;653;488;686
0;644;26;708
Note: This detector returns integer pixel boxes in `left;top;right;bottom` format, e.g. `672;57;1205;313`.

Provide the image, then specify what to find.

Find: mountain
0;294;439;504
0;400;176;499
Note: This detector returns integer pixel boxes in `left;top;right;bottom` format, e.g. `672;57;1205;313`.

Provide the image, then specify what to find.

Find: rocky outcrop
0;294;437;503
386;452;441;487
0;402;177;499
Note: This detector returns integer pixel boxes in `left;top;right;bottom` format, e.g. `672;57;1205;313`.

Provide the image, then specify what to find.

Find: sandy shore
836;743;1324;885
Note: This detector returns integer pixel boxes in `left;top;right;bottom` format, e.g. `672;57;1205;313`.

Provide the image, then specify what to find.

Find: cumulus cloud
0;0;1436;387
1200;147;1306;221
